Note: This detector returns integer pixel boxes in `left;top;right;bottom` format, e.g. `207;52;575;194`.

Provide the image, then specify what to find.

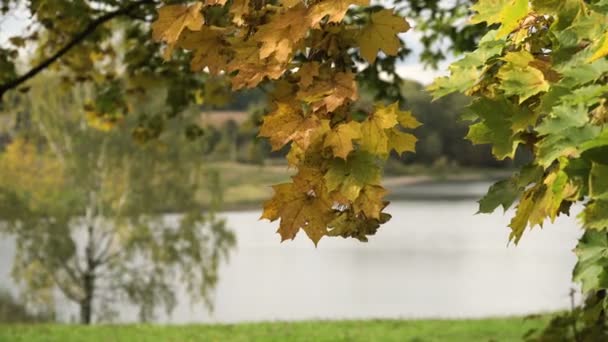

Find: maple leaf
352;185;388;219
471;0;529;38
229;0;250;25
327;211;390;242
259;102;321;151
152;3;204;45
588;33;608;63
254;4;310;63
478;179;520;214
204;0;228;5
396;109;421;129
590;163;608;201
359;102;400;155
231;63;286;89
176;26;228;74
297;62;320;89
227;39;289;89
465;97;523;160
582;200;608;230
324;151;381;201
309;0;369;26
356;9;410;63
261;171;335;245
297;72;358;112
478;164;543;214
387;128;417;156
508;169;578;243
324;121;361;159
498;51;550;103
573;231;608;293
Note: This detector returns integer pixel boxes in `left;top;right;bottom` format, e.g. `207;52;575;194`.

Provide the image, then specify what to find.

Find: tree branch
0;0;158;100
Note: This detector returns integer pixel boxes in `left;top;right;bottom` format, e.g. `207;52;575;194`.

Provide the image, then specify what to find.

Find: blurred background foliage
0;76;235;323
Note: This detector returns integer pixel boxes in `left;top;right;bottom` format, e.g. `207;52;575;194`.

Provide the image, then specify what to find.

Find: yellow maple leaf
508;169;578;243
297;72;358;112
152;3;204;45
352;185;388;219
387;128;417;156
259;102;321;150
254;4;310;63
229;0;250;25
588;33;608;63
356;9;410;63
359;102;399;155
297;62;321;88
230;60;286;89
204;0;227;5
324;121;361;159
308;0;369;26
262;170;334;245
227;39;289;89
176;26;228;74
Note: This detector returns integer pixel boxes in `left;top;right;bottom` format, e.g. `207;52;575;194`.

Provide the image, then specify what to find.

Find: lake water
0;182;584;323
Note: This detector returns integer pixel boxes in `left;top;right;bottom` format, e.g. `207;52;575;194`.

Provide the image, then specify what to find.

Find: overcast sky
0;6;453;85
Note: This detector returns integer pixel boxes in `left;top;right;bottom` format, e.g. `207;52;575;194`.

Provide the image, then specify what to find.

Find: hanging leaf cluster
152;0;417;245
430;0;608;320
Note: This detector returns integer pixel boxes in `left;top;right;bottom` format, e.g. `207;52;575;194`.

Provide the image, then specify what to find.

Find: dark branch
0;0;157;100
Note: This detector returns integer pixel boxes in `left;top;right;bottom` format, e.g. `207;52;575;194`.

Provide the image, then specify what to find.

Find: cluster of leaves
153;0;419;245
429;0;608;332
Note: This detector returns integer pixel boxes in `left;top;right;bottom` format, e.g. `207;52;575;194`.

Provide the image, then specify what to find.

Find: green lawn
0;317;550;342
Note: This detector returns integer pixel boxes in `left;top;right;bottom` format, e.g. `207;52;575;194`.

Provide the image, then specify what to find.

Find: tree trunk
80;226;96;324
79;269;95;324
79;285;93;325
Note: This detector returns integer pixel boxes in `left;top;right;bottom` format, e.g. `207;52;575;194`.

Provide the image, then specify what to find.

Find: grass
0;317;550;342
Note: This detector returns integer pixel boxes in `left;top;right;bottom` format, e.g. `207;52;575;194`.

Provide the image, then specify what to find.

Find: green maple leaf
573;230;608;293
582;201;608;230
428;31;505;99
536;104;589;136
428;68;480;99
471;0;529;38
537;126;600;167
324;152;381;201
497;51;550;103
465;97;522;160
558;59;608;88
478;179;520;214
479;164;544;214
590;163;608;201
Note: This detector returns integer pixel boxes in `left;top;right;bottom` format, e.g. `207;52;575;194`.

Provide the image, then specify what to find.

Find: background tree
0;78;235;324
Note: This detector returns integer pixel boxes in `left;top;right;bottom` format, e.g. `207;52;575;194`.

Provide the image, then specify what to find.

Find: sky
0;5;453;85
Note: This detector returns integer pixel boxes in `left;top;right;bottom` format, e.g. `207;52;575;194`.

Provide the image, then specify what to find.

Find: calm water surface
0;183;583;323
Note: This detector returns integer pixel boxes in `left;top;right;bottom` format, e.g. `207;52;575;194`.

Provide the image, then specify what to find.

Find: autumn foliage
152;0;416;245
